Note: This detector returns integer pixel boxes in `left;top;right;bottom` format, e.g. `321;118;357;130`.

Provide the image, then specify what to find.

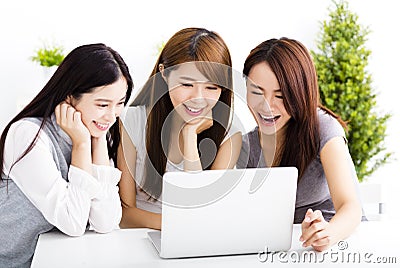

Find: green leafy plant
311;0;392;182
155;40;166;57
31;44;65;67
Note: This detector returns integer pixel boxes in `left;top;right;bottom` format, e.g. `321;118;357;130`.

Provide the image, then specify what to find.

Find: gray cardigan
0;115;70;268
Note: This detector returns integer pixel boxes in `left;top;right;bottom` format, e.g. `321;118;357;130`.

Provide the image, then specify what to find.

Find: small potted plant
31;44;65;67
31;43;66;83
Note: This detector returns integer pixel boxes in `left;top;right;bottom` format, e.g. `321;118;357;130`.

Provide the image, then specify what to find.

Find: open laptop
148;167;298;258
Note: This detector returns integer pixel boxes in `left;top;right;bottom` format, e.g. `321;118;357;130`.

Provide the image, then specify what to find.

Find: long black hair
0;43;133;180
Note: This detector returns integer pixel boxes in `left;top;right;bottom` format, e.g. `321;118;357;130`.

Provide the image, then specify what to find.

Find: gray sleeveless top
0;115;70;268
237;109;363;223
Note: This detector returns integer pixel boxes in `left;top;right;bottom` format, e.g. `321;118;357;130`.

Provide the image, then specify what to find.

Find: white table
32;221;400;267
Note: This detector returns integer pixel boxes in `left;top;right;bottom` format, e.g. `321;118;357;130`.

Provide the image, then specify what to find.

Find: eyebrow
249;82;281;92
94;96;126;102
179;76;212;83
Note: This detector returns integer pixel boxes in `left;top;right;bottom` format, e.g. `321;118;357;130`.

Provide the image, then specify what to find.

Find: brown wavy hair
243;37;346;180
131;27;233;199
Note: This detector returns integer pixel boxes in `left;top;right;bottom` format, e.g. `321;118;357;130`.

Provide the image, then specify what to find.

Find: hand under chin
185;117;204;125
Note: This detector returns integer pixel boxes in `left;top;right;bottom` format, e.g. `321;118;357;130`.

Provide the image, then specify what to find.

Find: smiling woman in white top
0;43;133;267
118;28;241;230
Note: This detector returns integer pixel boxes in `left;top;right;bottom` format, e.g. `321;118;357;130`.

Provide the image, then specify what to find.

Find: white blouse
3;119;122;236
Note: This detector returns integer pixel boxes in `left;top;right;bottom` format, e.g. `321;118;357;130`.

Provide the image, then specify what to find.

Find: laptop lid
151;167;297;258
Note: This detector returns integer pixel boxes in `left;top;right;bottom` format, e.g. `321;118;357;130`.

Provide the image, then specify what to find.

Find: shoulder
8;118;44;140
242;127;259;146
120;105;147;147
4;118;52;161
120;105;147;129
317;108;346;149
318;109;345;136
237;127;259;168
222;113;243;144
120;105;146;122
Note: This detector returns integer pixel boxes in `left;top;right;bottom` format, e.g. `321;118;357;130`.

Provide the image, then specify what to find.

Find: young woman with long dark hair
0;43;133;267
237;37;362;251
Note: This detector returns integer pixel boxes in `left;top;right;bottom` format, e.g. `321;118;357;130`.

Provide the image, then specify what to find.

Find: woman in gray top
237;38;362;252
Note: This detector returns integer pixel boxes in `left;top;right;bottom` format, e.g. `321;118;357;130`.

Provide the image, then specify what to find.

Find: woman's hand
180;111;213;171
55;102;91;145
55;102;92;174
182;110;213;135
91;134;111;166
300;209;332;252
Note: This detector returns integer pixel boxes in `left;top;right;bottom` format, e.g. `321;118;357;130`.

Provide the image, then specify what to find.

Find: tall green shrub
311;0;391;181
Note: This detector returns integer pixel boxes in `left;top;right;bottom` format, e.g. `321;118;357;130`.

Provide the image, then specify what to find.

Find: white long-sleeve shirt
3;119;122;236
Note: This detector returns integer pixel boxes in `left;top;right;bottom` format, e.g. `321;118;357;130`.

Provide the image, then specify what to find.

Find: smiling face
165;63;222;124
246;62;291;136
70;76;127;138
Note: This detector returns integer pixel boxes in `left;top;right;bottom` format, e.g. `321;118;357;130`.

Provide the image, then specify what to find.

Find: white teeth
95;122;109;129
186;106;202;113
260;114;276;120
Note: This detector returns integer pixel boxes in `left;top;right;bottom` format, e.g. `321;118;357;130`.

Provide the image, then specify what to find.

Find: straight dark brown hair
130;27;233;199
243;37;346;180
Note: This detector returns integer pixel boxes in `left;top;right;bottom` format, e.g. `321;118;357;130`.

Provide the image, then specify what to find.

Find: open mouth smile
258;113;281;125
93;121;110;131
183;104;205;116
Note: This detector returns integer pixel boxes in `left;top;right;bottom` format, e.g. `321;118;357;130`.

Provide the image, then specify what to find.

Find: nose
104;107;117;122
189;84;205;102
263;94;275;112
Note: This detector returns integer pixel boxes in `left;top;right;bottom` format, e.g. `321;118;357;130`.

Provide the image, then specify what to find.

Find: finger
205;110;213;119
303;230;328;248
203;117;213;128
313;244;330;252
199;118;213;133
303;208;314;223
307;210;324;224
311;236;331;248
300;220;328;243
301;209;314;231
302;221;329;245
305;234;331;251
55;104;61;125
73;111;82;124
65;96;72;105
300;209;314;241
186;117;202;126
66;105;76;125
59;103;70;125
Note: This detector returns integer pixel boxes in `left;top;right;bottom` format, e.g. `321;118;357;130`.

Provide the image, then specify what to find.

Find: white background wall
1;0;399;219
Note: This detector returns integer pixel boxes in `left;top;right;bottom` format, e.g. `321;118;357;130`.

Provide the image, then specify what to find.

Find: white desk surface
32;221;400;267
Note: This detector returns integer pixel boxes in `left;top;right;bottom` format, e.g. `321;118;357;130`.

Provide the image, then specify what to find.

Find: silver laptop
148;167;298;258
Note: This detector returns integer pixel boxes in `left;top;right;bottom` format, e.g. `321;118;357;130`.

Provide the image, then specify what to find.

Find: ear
65;95;75;106
159;64;167;82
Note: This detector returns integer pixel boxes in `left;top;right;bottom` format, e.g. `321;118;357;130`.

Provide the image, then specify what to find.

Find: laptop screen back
159;167;298;258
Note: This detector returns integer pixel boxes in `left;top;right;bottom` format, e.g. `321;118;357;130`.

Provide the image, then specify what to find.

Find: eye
97;104;109;108
117;101;125;106
206;85;220;91
181;83;193;87
251;91;263;96
275;95;283;99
